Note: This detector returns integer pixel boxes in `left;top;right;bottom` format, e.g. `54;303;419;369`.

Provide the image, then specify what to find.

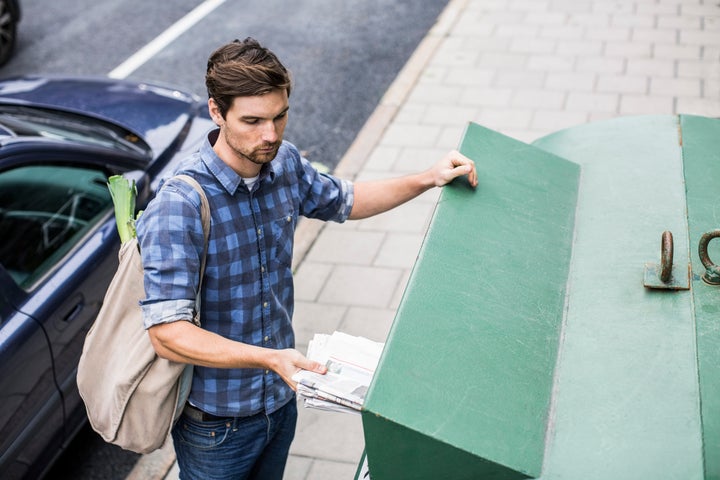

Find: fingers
443;150;478;188
274;349;327;391
299;358;328;375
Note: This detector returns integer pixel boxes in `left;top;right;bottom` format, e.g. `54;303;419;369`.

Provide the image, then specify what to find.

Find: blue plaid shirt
137;129;354;417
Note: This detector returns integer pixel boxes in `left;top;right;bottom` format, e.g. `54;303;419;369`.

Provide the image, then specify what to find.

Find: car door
0;271;65;479
0;161;128;477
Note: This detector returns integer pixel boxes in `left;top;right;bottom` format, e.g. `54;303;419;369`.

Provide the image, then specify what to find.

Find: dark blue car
0;75;214;478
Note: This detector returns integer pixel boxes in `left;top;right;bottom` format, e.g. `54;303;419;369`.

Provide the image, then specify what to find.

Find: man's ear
208;98;223;126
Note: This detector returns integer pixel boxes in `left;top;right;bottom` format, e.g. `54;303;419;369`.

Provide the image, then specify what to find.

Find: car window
0;165;113;289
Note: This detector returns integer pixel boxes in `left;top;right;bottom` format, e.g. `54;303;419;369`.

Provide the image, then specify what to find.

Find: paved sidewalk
133;0;720;478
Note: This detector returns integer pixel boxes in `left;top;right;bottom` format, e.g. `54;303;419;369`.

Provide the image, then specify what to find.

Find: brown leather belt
182;403;228;422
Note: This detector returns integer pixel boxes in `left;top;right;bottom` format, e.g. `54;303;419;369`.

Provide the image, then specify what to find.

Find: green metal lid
362;115;720;479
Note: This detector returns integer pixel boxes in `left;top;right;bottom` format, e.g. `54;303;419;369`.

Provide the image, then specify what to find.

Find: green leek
107;175;138;244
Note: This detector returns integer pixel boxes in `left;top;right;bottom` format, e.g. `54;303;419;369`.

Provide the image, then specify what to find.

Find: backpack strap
171;174;210;327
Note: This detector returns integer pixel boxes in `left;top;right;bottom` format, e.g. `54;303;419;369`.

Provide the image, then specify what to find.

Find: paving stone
294;262;334;302
290;407;364;462
340;306;396;343
306;229;385;266
318;265;404;308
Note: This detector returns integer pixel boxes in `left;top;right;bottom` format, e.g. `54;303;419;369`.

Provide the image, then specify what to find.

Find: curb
128;1;465;478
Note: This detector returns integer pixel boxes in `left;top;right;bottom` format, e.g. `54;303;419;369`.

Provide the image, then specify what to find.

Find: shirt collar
201;129;277;195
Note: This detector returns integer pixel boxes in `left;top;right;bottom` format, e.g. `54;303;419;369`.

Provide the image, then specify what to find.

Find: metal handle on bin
659;230;674;283
699;230;720;285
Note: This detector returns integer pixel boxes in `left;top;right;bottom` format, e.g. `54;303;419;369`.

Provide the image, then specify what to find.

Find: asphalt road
3;0;449;478
4;0;449;172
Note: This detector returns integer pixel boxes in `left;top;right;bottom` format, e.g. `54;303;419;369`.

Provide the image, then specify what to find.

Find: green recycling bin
358;115;720;480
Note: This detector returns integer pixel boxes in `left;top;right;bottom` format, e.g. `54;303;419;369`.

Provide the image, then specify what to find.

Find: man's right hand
272;348;328;391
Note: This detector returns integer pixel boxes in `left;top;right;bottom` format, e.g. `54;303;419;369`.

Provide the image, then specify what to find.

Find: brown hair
205;37;292;119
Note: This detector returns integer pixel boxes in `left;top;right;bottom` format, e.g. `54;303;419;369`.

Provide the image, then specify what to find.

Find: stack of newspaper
292;331;385;415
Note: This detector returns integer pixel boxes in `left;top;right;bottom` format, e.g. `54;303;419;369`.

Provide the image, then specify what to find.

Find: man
137;37;477;480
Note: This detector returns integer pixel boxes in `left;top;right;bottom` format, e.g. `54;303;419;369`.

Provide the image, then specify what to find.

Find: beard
222;128;281;166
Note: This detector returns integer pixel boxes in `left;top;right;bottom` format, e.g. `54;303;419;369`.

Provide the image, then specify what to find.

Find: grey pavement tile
557;36;602;56
460;86;514;107
293;262;333;302
632;27;680;44
356;201;435;234
163;463;178;480
283;456;312;480
290;407;364;462
657;14;702;30
509;37;557;54
567;12;609;26
611;14;656;28
527;54;576;71
373;232;426;270
540;24;585;40
676;97;720;117
626;58;676;77
292;301;347;351
650;77;703;97
340;306;397;343
576;56;625;74
545;72;597;92
526;12;567;25
596;75;648;94
305;459;359;480
393;103;428;124
566;92;620;112
475;107;535;129
604;41;652;58
390;269;413;311
677;60;720;79
531;111;590;131
364;145;402;172
619;94;675;114
420;104;480;126
405;84;464;105
479;52;530;70
306;229;385;266
584;25;631;42
511;89;566;109
438;125;470;149
654;43;703;61
496;23;541;38
392;146;450;173
637;2;682;15
442;67;497;87
318;265;404;308
495;71;552;88
381;123;442;147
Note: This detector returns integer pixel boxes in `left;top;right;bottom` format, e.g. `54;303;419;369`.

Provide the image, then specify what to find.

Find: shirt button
264;335;269;342
286;215;291;222
257;228;262;235
265;370;270;375
261;265;265;273
263;302;268;308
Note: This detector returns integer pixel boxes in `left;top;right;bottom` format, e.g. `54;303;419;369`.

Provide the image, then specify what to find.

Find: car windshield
0;105;150;156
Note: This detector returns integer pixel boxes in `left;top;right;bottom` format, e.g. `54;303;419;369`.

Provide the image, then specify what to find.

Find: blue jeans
171;400;297;480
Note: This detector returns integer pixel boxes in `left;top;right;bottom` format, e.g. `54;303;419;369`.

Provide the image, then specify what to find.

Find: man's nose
261;121;279;143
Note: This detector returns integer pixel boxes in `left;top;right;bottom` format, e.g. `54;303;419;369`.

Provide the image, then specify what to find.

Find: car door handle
63;302;84;323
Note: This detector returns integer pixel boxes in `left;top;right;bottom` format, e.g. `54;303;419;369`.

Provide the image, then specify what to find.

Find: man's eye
244;118;259;125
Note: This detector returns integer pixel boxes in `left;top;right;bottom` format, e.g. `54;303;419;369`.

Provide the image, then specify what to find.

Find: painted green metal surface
532;115;704;479
360;115;720;479
682;115;720;479
362;123;580;479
